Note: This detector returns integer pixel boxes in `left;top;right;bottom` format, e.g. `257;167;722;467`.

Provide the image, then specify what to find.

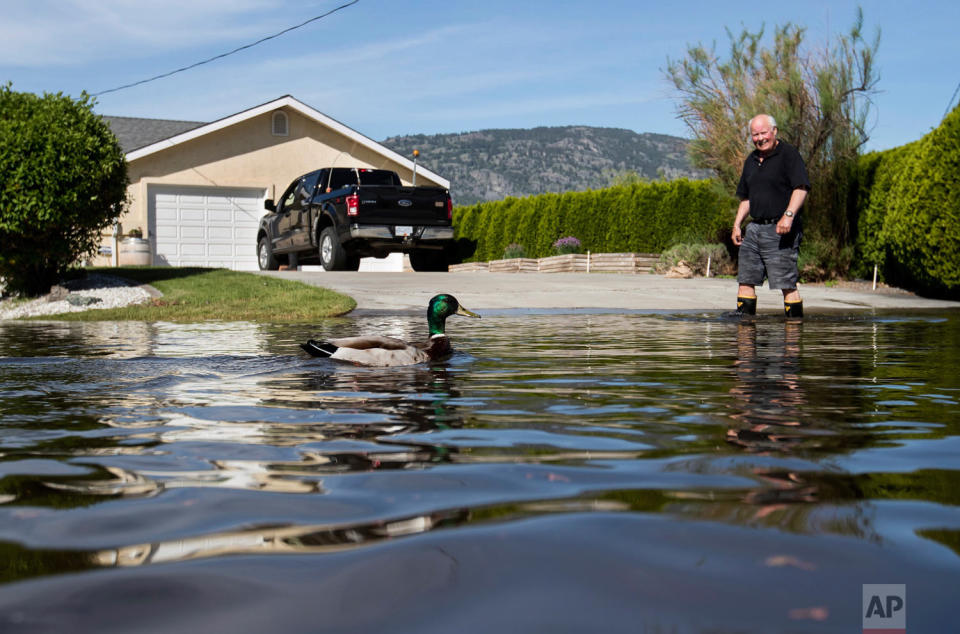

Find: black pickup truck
257;167;455;271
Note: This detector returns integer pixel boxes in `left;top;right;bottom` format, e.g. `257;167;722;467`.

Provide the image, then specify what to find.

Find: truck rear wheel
319;227;349;271
409;250;448;272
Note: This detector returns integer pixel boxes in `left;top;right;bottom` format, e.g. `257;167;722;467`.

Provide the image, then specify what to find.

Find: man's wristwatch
784;210;795;218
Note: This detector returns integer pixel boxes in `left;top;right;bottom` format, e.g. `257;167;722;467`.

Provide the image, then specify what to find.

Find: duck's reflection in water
289;362;468;467
91;507;471;568
77;363;470;498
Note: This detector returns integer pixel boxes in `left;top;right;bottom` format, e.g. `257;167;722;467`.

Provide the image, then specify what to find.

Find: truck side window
278;181;297;212
301;172;321;200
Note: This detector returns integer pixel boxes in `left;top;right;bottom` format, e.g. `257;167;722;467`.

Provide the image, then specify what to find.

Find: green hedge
853;105;960;298
851;143;916;278
452;179;735;262
884;106;960;297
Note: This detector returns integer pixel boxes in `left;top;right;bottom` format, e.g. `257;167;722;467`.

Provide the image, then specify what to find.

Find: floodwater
0;311;958;633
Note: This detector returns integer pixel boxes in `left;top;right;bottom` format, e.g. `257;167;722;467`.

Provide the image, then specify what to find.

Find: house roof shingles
102;115;206;154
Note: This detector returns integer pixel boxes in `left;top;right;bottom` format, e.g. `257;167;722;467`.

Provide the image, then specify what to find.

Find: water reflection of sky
0;312;958;632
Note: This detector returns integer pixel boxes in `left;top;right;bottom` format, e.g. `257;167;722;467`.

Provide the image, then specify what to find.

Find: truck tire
258;236;279;271
319;227;349;271
409;250;449;272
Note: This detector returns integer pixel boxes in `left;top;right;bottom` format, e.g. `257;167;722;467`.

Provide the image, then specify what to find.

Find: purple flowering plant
552;236;582;255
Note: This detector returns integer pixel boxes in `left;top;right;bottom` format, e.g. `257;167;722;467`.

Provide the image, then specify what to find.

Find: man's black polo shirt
735;140;810;220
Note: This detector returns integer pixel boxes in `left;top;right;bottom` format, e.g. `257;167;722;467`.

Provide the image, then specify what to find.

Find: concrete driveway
256;271;960;313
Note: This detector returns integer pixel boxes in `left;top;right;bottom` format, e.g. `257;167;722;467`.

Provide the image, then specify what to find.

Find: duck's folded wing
328;336;410;350
334;345;429;367
320;336;429;366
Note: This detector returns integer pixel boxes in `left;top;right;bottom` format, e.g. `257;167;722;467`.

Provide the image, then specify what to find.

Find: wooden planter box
449;261;489;272
538;254;588;273
450;252;661;274
588;252;660;273
489;258;539;273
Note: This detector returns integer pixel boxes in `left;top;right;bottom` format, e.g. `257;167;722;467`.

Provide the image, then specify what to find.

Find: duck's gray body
301;334;452;367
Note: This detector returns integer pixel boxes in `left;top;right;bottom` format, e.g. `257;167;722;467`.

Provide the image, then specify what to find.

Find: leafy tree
0;85;128;296
664;8;879;270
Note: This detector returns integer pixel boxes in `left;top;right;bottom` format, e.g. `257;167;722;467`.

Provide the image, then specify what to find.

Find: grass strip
38;267;356;322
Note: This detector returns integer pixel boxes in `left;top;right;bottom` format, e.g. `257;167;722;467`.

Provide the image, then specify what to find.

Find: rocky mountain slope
382;126;709;205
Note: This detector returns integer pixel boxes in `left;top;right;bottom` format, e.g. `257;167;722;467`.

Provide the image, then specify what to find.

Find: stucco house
96;95;447;270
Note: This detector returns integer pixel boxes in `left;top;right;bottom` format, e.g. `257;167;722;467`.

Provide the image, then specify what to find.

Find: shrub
881;105;960;297
503;243;526;259
0;85;128;296
552;236;582;255
798;235;853;282
655;243;733;276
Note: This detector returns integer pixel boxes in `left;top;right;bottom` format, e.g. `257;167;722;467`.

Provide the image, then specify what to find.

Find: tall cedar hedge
853;105;960;298
453;179;735;262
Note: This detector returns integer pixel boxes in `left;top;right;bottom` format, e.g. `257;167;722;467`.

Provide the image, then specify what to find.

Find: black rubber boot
784;300;803;318
736;296;757;316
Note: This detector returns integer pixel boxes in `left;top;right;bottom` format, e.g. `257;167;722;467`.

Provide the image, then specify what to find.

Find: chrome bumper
420;226;455;240
348;225;454;241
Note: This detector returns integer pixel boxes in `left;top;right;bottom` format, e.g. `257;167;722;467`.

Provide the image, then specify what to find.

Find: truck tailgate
356;186;450;225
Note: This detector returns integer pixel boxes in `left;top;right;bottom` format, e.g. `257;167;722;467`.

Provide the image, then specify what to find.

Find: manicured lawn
46;267;355;322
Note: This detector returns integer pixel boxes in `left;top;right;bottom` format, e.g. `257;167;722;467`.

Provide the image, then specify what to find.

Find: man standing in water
731;114;810;317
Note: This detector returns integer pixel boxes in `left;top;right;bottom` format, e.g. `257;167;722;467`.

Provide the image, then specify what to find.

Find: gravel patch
0;274;157;320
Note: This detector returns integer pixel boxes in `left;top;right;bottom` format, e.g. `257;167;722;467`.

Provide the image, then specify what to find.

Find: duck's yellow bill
457;305;480;318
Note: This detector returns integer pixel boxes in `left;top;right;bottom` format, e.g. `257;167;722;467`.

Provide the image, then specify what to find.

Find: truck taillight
446;196;453;219
346;194;359;216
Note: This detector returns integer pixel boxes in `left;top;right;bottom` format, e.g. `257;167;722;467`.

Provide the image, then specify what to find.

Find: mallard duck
301;294;480;367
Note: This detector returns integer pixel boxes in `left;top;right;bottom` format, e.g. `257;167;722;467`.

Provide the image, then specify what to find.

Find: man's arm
776;188;808;235
732;199;750;246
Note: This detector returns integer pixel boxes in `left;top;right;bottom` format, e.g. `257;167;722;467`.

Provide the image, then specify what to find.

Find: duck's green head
428;294;480;335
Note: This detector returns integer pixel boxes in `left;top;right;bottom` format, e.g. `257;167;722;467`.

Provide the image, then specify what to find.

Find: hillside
381;126;710;205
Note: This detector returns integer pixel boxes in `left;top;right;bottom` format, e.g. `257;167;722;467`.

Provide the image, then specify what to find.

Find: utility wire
93;0;360;96
944;80;960;120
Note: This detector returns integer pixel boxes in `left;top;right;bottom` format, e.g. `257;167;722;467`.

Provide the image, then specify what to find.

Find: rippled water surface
1;311;958;633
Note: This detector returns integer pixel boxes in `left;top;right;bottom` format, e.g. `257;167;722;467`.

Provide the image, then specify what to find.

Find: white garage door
150;185;266;270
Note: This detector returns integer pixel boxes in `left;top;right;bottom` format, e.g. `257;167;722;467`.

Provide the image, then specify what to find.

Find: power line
93;0;360;96
944;80;960;120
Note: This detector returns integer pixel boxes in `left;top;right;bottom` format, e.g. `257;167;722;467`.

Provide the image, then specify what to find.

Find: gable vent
272;111;289;137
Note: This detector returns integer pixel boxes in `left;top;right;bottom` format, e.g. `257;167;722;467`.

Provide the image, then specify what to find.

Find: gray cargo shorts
737;222;802;289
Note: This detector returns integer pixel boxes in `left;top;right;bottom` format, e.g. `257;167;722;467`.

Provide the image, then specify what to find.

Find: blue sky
1;0;957;151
